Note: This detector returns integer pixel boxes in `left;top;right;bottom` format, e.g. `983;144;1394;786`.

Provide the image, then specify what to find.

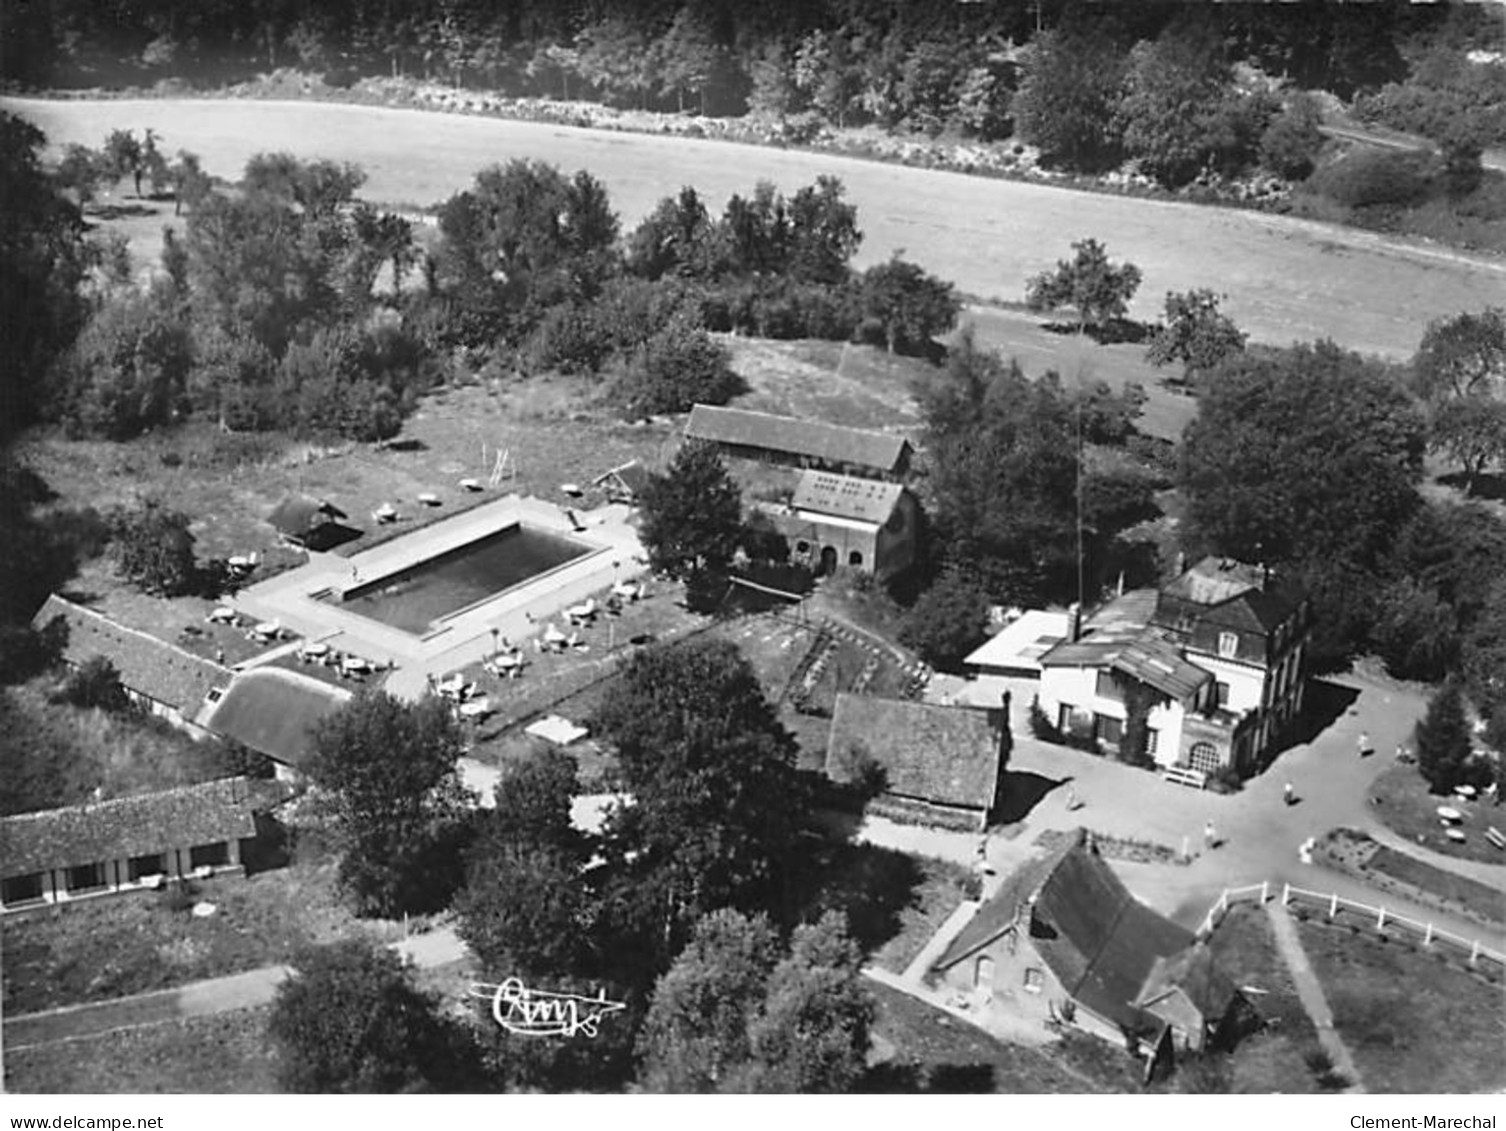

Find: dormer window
1218;632;1238;659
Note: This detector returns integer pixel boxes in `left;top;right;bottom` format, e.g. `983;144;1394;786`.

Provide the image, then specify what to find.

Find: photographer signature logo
469;978;625;1038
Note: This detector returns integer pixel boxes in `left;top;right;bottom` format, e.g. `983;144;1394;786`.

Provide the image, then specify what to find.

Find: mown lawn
1204;904;1325;1094
1368;762;1506;866
1;854;392;1016
4;1007;281;1094
1296;916;1506;1094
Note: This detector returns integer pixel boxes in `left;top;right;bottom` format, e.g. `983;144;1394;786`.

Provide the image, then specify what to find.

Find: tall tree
1012;25;1128;171
0;113;89;436
455;745;595;981
637;441;744;582
858;257;959;355
434;160;620;339
1411;308;1506;403
626;187;725;281
111;498;198;597
1118;20;1270;187
738;912;873;1094
1413;682;1473;795
1025;238;1143;336
62;291;193;439
1144;289;1247;386
267;938;479;1093
637;909;781;1092
306;691;475;917
637;909;872;1094
785;176;861;286
591;638;804;976
915;333;1081;605
1181;340;1426;667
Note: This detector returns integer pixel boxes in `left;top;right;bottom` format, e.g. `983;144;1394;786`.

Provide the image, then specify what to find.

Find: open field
1295;916;1506;1094
8;97;1506;361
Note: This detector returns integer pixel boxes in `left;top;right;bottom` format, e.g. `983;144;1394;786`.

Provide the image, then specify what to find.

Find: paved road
870;669;1506;950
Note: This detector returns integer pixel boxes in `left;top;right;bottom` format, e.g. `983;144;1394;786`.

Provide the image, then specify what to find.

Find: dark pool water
333;524;592;634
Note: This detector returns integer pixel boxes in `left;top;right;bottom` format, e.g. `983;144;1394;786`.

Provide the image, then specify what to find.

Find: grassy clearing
1204;904;1324;1094
1296;916;1506;1094
1;855;391;1016
4;1006;281;1094
1367;846;1506;926
1316;826;1506;927
1368;762;1506;866
866;981;1101;1093
12;97;1503;362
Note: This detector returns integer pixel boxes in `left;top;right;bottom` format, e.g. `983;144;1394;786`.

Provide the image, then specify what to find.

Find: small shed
268;495;347;548
826;693;1006;831
591;460;654;504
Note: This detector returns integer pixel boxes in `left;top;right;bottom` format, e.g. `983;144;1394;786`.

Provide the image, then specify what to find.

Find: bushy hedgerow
1306;148;1441;209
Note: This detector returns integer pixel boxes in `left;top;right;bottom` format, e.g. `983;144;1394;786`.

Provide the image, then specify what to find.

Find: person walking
1204;819;1217;850
1284;781;1295;806
1358;730;1370;758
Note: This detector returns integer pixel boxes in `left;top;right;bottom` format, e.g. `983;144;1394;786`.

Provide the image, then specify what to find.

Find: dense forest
3;1;1503;159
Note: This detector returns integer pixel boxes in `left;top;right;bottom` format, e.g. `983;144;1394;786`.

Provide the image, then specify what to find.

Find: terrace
231;494;646;699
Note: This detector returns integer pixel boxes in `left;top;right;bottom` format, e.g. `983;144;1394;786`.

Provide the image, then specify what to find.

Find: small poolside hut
268;495;347;548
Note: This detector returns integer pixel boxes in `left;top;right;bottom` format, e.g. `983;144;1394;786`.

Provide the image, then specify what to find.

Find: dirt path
6;97;1504;360
1263;901;1365;1093
3;930;469;1052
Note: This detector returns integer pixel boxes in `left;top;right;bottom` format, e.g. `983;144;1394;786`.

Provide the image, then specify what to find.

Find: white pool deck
232;494;646;701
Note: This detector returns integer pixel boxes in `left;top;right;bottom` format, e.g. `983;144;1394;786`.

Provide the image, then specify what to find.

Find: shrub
52;656;132;713
611;323;743;416
1307;148;1440;209
1206;765;1243;794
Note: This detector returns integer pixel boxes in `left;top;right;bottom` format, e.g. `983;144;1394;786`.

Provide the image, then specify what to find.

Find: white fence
1196;881;1506;977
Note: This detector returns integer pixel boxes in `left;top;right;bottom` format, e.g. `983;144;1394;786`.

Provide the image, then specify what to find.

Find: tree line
4;2;1498;152
11;113;960;445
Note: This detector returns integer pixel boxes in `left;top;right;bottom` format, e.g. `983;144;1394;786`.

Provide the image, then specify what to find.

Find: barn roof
934;829;1196;1035
31;595;231;714
0;778;258;877
791;471;905;526
201;668;351;769
268;495;346;538
827;694;1001;812
685;405;911;474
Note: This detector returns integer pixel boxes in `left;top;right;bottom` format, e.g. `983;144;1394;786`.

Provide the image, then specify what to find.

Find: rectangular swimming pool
331;524;594;635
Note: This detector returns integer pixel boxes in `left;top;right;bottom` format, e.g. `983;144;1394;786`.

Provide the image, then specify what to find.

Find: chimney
1068;603;1082;643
